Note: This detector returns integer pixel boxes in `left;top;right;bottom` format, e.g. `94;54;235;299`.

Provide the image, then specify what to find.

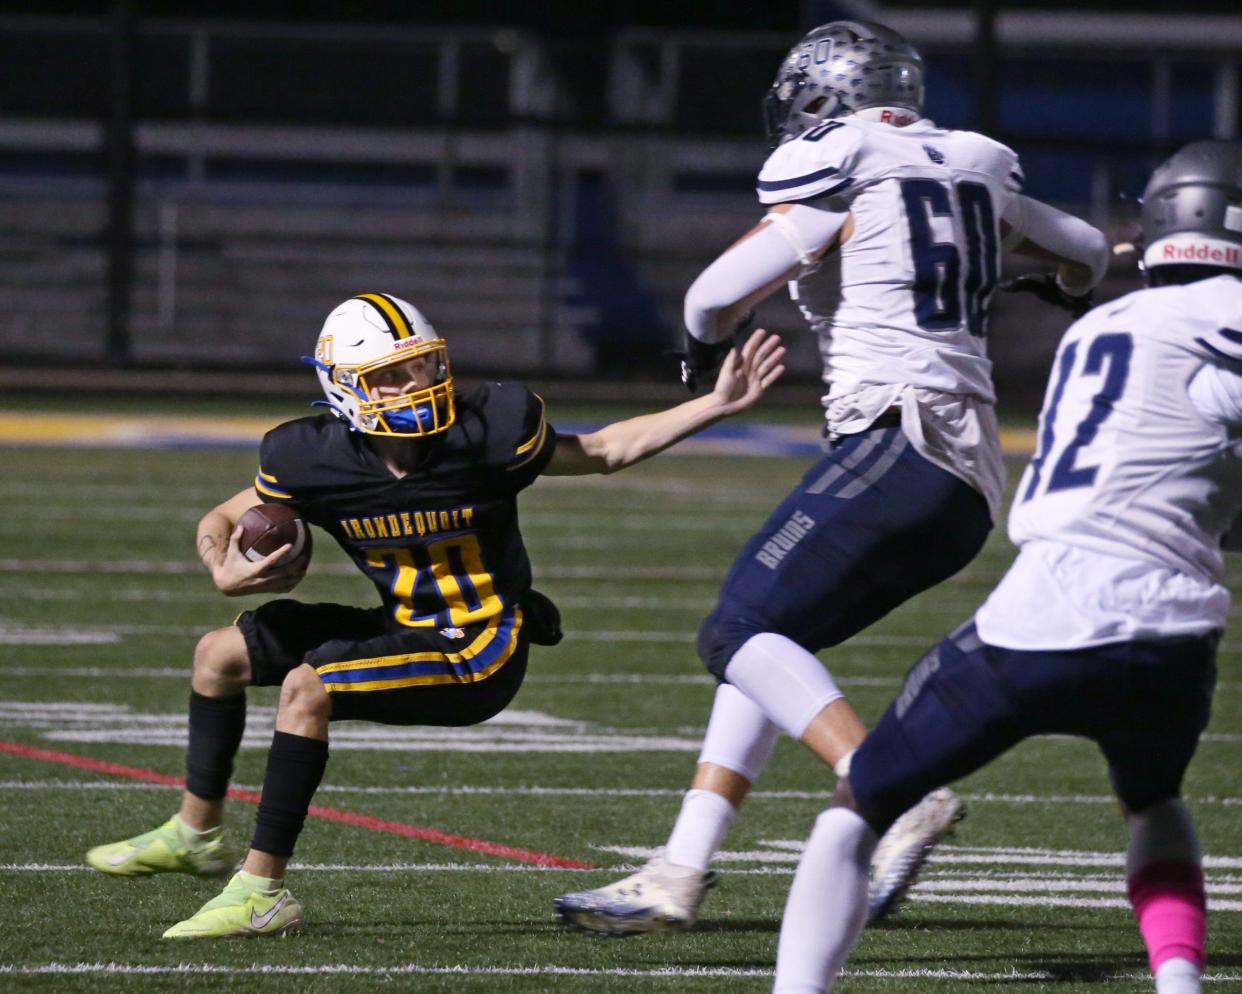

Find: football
236;503;312;567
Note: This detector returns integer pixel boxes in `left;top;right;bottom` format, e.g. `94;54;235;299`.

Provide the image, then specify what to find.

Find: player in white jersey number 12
768;139;1242;994
554;19;1110;935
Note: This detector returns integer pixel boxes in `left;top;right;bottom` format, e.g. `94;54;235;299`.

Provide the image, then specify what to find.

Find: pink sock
1127;859;1207;973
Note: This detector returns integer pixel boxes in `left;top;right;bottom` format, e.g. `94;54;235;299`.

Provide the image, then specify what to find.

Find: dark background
10;1;1242;22
0;0;1238;402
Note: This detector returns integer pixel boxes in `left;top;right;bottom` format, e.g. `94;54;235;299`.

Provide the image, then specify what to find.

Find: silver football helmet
307;293;455;437
1141;140;1242;279
762;20;924;147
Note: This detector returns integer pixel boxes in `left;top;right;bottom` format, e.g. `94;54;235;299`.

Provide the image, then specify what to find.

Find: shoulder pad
463;382;555;474
990;138;1024;194
1114;281;1242;365
1191;323;1242;367
757;121;863;206
954;129;1024;193
255;415;338;501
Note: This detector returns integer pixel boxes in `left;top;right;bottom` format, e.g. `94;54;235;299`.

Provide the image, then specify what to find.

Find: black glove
675;312;754;392
999;273;1094;319
674;332;733;393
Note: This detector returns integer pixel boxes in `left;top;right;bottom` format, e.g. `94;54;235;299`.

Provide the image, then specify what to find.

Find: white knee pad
696;682;782;783
724;632;845;739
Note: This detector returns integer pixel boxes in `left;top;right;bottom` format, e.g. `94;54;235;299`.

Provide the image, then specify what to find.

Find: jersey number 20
368;535;502;628
900;178;998;337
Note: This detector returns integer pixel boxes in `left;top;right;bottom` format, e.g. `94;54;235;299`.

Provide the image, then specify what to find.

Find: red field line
0;739;594;869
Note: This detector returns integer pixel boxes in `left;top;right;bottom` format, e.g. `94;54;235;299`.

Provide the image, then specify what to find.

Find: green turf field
0;432;1238;993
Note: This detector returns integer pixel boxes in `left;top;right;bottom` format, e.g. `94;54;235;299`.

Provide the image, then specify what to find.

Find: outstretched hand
710;329;786;414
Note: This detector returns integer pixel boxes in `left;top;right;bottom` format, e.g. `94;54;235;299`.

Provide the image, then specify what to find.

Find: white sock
697;682;781;781
773;807;876;994
665;789;737;871
1156;957;1202;994
724;632;844;739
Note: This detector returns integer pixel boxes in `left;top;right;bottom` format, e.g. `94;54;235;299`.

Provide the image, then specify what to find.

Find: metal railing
0;11;1237;389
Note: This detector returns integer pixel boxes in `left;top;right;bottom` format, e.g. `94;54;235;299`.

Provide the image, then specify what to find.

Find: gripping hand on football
999;273;1094;318
202;523;306;597
709;328;787;416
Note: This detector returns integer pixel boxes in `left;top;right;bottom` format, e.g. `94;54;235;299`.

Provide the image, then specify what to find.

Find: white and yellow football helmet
307;293;455;437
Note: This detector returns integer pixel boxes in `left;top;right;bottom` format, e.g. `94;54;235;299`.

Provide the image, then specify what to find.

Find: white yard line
599;843;1242;871
908;892;1242;911
0;587;726;610
1;668;1237;700
0;694;1238;760
1;962;1239;984
0;583;1034;620
38;731;706;752
0;558;726;580
7;859;1242;916
4;781;1241;809
0;666;188;678
10;506;766;531
924;869;1242;884
0;474;785;505
0;862;593;873
0;960;1238;984
2;618;1241;655
915;877;1242;896
7;860;1240;885
0;963;1006;980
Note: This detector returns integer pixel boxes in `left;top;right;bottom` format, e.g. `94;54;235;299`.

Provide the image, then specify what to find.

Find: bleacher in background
0;10;1239;401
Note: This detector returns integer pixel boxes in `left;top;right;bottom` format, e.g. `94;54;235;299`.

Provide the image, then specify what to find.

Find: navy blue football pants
851;621;1219;830
697;424;992;679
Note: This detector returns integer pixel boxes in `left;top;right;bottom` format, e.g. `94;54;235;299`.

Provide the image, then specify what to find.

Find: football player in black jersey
85;291;785;939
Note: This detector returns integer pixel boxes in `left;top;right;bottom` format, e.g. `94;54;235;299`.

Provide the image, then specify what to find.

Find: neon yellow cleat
86;815;237;878
163;872;304;939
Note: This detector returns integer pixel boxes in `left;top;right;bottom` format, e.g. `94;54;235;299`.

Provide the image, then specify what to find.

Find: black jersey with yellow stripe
253;382;556;632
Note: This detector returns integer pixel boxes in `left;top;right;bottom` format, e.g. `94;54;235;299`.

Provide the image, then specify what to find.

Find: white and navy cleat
554;849;717;936
868;787;966;922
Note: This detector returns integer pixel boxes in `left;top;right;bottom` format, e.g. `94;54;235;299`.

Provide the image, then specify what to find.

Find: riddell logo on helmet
880;109;917;126
1162;242;1241;264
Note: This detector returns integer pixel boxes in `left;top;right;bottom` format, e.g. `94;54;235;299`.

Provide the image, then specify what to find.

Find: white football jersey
977;275;1242;649
757;117;1023;403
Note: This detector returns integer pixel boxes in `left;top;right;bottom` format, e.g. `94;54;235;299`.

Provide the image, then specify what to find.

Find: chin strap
304;357;355;425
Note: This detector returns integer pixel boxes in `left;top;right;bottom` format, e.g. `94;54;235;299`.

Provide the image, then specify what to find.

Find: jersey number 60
900;178;999;338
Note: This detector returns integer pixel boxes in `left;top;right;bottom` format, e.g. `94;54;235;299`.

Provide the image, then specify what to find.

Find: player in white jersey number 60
767;139;1242;994
554;18;1112;936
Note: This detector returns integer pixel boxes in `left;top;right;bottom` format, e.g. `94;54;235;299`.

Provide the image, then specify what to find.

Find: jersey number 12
1022;332;1133;502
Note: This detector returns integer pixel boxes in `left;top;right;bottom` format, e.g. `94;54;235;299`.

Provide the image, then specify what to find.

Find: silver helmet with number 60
1141;140;1242;280
762;20;924;148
